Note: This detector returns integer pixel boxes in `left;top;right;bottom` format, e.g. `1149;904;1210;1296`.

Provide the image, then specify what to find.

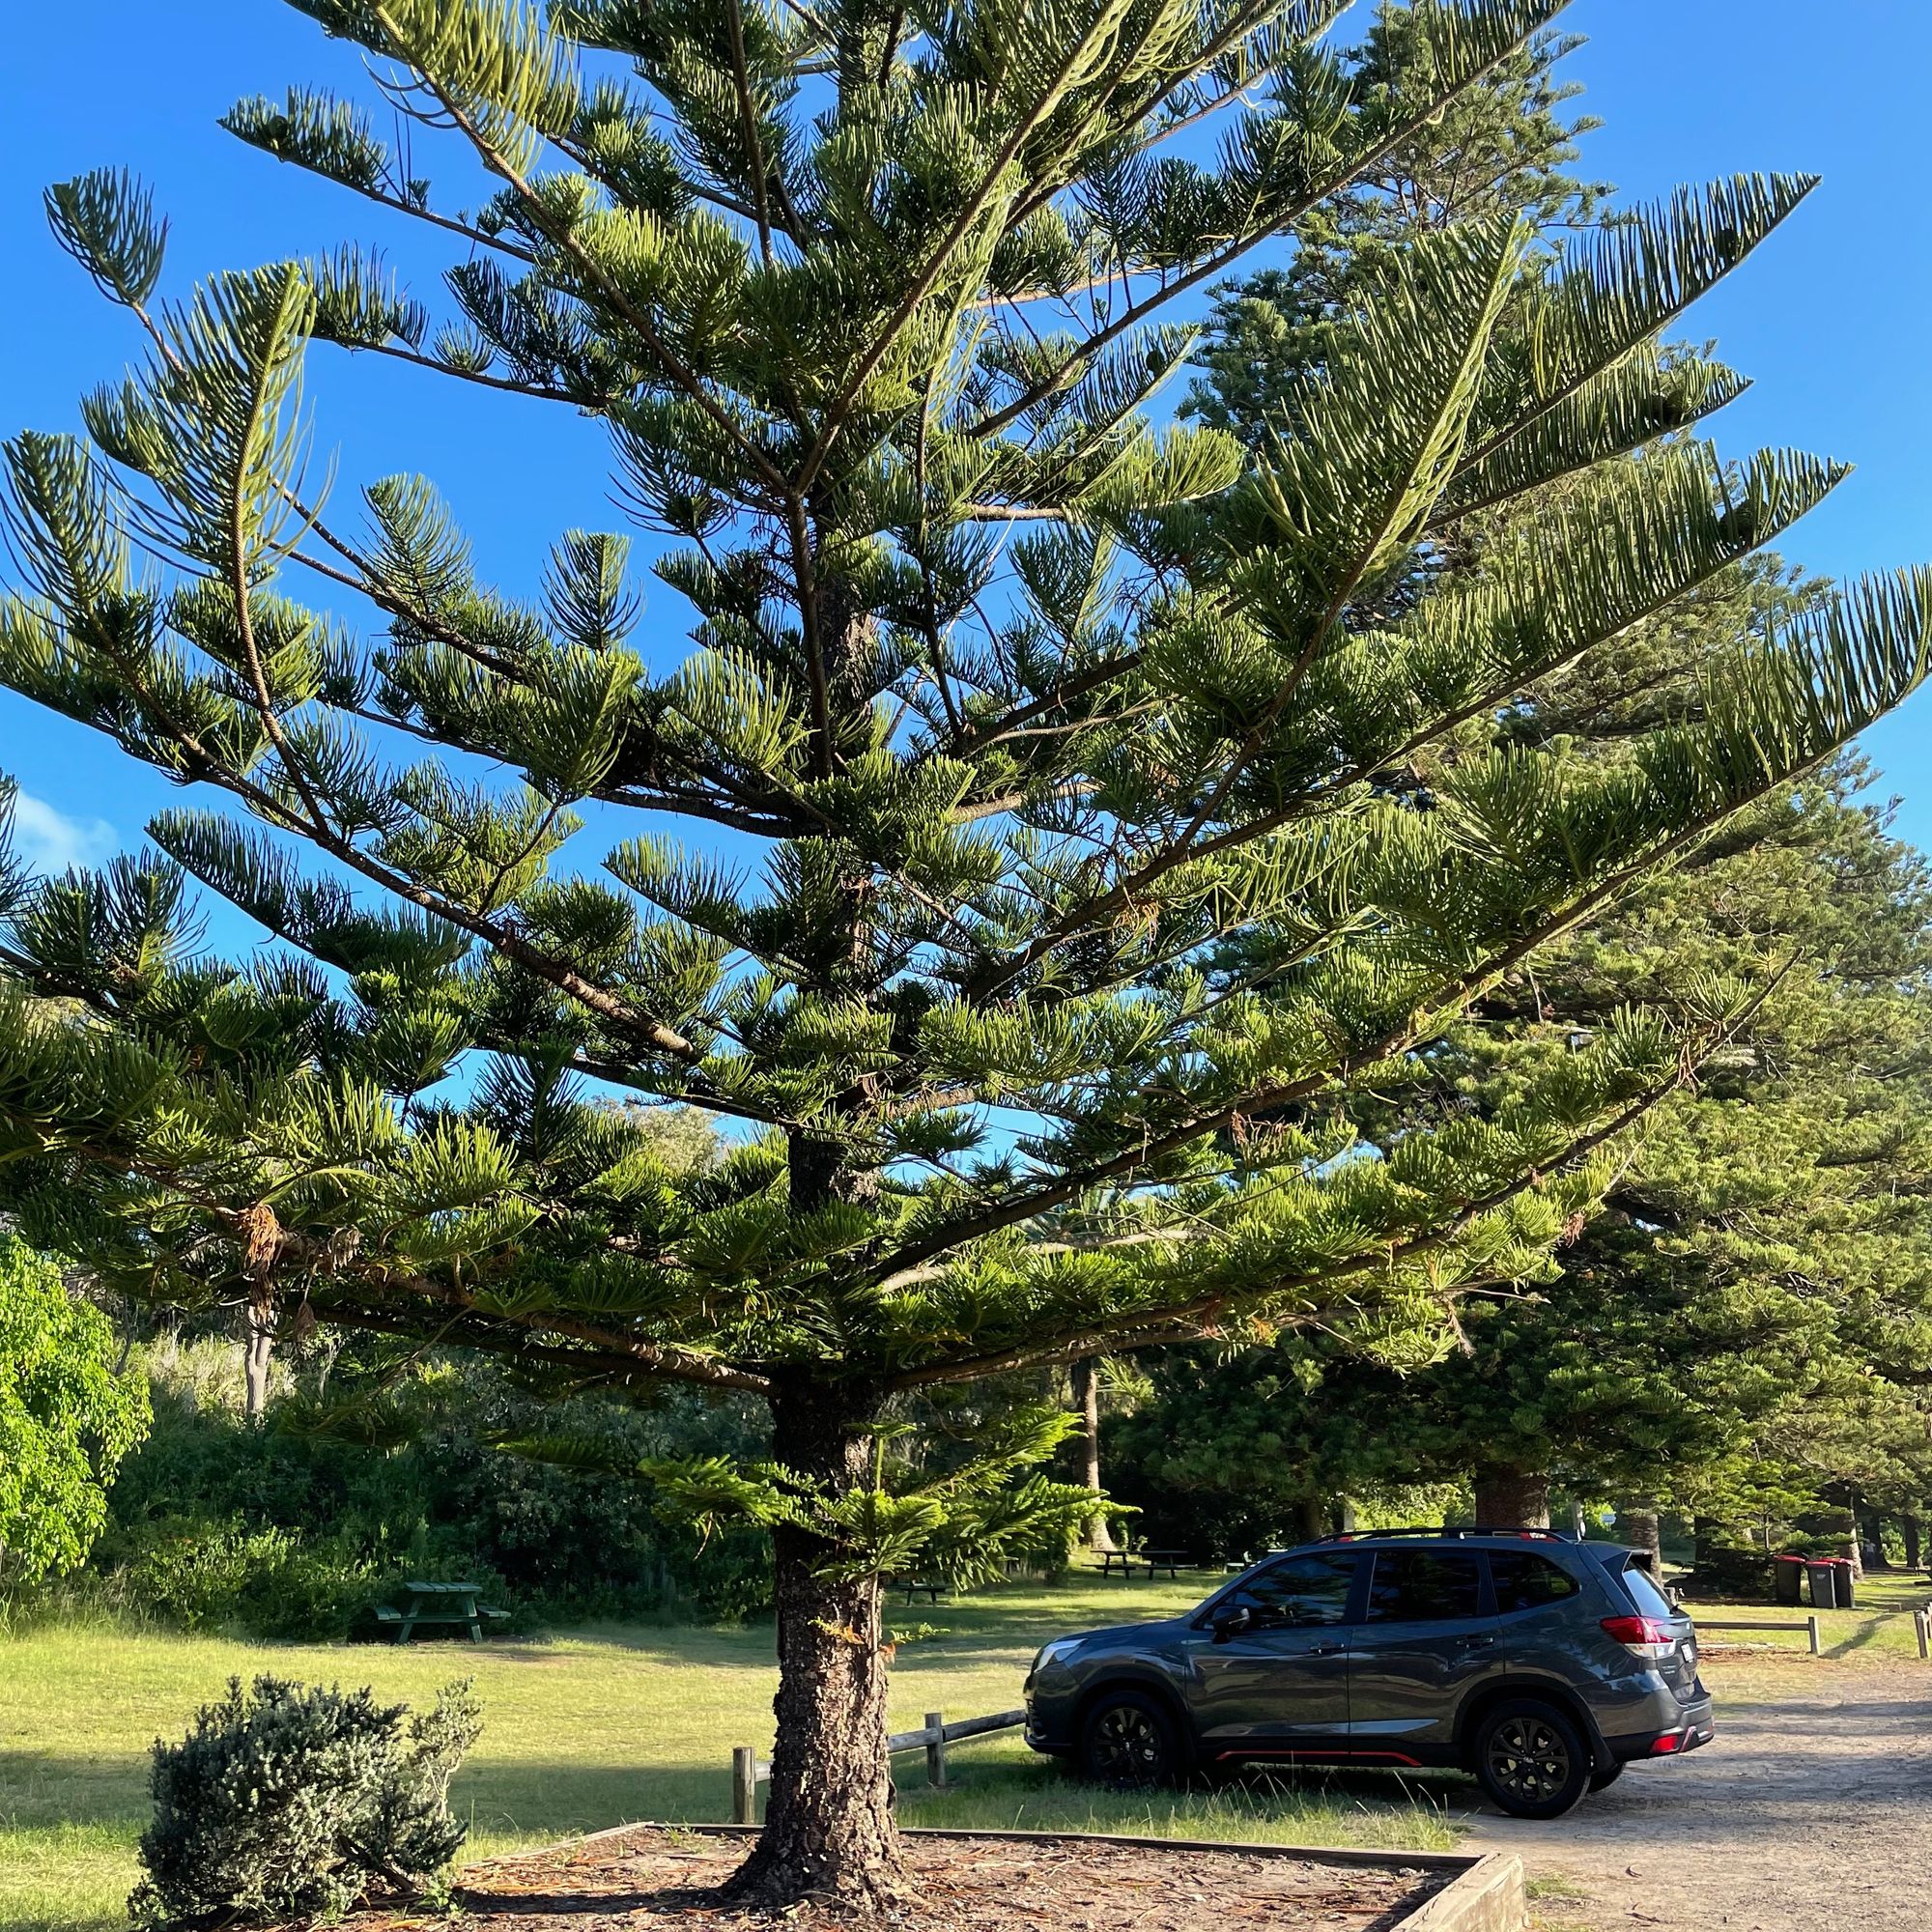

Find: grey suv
1023;1528;1713;1818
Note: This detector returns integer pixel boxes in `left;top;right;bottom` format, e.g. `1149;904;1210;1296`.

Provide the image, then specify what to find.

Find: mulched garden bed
418;1825;1449;1932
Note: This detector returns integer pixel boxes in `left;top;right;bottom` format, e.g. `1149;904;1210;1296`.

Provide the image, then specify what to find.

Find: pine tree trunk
1813;1501;1861;1577
242;1309;273;1421
1070;1356;1114;1552
1862;1512;1891;1569
1472;1467;1549;1528
1902;1513;1922;1573
1618;1501;1663;1575
724;1379;907;1915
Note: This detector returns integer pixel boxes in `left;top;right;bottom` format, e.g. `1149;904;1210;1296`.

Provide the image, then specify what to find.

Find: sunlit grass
0;1573;1459;1932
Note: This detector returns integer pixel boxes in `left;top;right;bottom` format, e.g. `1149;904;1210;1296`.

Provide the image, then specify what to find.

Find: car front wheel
1079;1690;1182;1788
1472;1698;1591;1819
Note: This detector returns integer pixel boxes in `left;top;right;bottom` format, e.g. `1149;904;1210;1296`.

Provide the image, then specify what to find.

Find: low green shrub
121;1519;288;1631
83;1350;778;1634
129;1674;481;1930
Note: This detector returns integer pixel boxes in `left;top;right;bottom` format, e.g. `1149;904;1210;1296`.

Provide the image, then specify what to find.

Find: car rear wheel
1473;1698;1591;1819
1079;1690;1182;1789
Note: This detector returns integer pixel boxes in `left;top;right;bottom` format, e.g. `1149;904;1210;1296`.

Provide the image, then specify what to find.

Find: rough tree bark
1813;1503;1861;1578
1902;1512;1923;1573
1070;1356;1115;1551
241;1306;273;1421
724;1377;907;1914
1472;1467;1550;1528
239;1205;279;1422
1617;1500;1663;1575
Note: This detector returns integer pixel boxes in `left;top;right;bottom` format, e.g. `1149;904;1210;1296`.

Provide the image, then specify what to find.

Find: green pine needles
1;0;1927;1907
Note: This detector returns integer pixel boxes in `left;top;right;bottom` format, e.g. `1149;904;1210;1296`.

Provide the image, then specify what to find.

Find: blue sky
0;0;1927;912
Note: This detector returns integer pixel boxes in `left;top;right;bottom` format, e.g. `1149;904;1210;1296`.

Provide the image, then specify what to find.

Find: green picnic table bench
374;1580;508;1643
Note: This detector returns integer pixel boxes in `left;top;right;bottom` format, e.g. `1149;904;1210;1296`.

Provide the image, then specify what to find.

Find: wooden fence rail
731;1708;1026;1825
1694;1615;1821;1655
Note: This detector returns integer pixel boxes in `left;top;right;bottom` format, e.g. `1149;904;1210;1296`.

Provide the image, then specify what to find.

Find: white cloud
10;791;119;874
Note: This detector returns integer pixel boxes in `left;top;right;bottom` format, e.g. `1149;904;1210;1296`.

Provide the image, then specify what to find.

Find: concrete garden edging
1394;1852;1526;1930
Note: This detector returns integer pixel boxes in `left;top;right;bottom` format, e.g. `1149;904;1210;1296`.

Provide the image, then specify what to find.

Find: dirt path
1457;1658;1932;1929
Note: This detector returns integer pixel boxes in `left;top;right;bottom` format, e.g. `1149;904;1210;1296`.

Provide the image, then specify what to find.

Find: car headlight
1032;1637;1080;1673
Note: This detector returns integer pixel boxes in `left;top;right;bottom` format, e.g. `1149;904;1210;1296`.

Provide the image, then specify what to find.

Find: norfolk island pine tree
1;0;1930;1911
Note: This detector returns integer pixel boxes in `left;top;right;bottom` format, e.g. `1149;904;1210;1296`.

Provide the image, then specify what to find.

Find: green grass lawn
0;1574;1456;1932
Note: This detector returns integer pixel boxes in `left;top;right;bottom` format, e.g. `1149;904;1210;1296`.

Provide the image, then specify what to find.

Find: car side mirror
1210;1605;1252;1643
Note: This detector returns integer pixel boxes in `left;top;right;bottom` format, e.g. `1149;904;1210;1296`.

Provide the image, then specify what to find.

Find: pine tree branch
725;0;776;261
300;1287;773;1393
967;22;1554;444
942;650;1148;758
322;330;618;408
242;127;541;266
962;449;1804;1002
322;1273;774;1393
882;761;1844;1280
365;5;794;504
882;1020;1748;1393
1002;0;1293;235
793;0;1137;496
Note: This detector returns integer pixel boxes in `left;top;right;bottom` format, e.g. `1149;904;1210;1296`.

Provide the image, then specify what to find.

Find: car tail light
1601;1615;1676;1661
1649;1731;1683;1754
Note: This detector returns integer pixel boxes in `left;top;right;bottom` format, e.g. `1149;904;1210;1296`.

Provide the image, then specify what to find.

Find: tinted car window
1620;1562;1677;1619
1489;1551;1578;1612
1227;1553;1359;1628
1364;1550;1483;1622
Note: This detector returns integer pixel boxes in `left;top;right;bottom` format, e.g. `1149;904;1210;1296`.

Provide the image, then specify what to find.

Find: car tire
1472;1697;1591;1819
1079;1689;1184;1789
1587;1761;1625;1793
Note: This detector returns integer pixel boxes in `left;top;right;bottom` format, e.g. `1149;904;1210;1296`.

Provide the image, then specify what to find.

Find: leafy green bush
235;1535;381;1641
119;1519;282;1631
97;1350;774;1632
129;1674;481;1929
0;1234;149;1584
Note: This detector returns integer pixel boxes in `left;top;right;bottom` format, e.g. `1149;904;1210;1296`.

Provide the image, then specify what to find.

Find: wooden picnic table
1094;1548;1191;1579
374;1580;506;1644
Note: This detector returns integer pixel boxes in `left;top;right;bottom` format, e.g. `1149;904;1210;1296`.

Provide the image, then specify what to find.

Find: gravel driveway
1457;1658;1932;1929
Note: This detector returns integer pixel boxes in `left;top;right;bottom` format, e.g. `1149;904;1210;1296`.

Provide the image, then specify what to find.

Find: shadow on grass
890;1752;1462;1853
0;1747;735;1843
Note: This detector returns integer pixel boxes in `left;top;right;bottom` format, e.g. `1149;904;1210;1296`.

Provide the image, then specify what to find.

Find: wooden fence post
1806;1614;1820;1657
1915;1608;1929;1662
924;1711;949;1787
732;1746;758;1826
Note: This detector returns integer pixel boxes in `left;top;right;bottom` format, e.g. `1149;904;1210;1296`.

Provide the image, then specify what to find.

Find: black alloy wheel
1079;1690;1180;1788
1472;1698;1591;1819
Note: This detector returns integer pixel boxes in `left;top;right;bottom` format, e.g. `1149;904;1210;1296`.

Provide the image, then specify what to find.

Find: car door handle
1304;1642;1347;1657
1458;1634;1496;1650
